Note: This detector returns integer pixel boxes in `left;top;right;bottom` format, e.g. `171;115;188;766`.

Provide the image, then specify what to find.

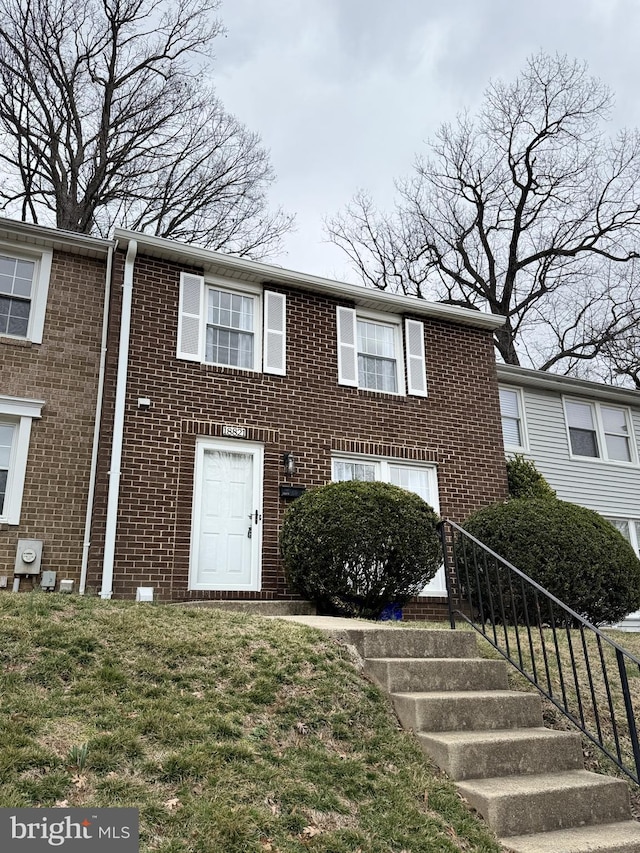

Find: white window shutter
404;319;427;397
336;306;358;386
263;291;286;375
177;272;204;361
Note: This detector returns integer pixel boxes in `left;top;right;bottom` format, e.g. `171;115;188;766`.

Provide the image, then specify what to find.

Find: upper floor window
0;246;52;344
499;386;526;450
0;395;44;524
357;319;398;393
177;273;286;375
564;398;636;464
336;307;427;397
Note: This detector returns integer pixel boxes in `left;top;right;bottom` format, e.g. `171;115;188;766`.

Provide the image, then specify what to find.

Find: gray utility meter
14;539;43;575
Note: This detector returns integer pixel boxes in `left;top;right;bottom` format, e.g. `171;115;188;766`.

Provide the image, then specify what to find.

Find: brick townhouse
0;219;112;591
83;229;509;618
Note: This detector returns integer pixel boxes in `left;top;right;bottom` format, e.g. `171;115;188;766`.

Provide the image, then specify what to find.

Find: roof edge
0;217;114;255
114;228;506;331
497;364;640;405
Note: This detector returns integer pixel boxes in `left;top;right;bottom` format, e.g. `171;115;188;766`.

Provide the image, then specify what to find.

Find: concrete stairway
340;626;640;853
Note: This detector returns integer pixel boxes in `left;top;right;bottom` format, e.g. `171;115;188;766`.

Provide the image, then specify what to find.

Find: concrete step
392;689;543;732
457;770;630;838
417;727;583;780
176;600;316;616
364;656;508;693
502;820;640;852
341;627;478;660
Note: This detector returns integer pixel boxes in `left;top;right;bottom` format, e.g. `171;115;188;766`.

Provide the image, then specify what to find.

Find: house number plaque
222;425;247;438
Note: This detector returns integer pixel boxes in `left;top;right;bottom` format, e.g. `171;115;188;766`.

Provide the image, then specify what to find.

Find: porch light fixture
283;452;296;477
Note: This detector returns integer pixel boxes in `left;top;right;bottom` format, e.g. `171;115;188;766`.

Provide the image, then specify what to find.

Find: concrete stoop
340;627;640;853
176;599;316;616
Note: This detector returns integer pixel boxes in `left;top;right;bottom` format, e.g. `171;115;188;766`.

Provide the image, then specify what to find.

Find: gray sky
213;0;640;280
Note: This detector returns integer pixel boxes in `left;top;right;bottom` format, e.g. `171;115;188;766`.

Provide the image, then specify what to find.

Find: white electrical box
41;571;57;590
136;587;154;602
14;539;44;575
59;579;74;594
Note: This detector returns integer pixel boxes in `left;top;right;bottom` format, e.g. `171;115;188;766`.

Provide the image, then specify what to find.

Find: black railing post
438;521;456;630
616;648;640;782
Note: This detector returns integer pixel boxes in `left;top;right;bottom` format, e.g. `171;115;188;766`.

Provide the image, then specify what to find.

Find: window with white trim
336;307;427;396
177;273;286;375
332;453;445;596
0;396;44;524
0;246;52;343
605;518;640;557
499;386;526;450
564;398;636;463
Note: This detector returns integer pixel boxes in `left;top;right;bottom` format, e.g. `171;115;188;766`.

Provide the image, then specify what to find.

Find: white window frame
336;307;428;397
331;453;445;597
0;242;52;344
177;274;286;375
498;385;528;452
205;280;262;371
604;517;640;557
563;397;638;466
0;395;44;525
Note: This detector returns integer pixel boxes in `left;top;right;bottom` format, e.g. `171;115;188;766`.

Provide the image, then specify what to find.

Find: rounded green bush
461;498;640;625
280;481;441;619
506;455;556;500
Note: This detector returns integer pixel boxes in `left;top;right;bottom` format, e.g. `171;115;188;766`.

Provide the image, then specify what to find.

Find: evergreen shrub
506;455;556;499
280;481;441;619
461;498;640;625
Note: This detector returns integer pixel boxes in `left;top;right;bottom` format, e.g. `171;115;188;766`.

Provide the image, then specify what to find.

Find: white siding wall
519;387;640;518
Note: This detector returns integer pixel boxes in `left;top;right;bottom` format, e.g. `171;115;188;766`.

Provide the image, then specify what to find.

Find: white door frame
189;437;264;591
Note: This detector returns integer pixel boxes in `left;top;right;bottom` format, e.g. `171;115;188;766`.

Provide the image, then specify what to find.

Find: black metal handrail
439;518;640;785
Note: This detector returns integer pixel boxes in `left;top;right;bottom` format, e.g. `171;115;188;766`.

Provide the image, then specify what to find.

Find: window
499;387;526;450
0;396;44;524
605;518;640;557
332;453;445;595
177;273;286;375
0;247;52;343
206;287;254;369
336;307;427;396
564;398;636;463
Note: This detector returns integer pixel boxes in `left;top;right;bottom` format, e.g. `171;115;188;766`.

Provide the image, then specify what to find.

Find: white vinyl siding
509;387;640;518
177;274;285;375
0;246;52;344
336;307;426;396
499;387;526;450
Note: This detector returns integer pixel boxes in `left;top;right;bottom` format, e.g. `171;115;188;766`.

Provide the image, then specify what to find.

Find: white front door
190;438;263;590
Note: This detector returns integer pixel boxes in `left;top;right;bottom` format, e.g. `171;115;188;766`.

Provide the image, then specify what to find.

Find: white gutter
79;243;115;594
100;239;137;599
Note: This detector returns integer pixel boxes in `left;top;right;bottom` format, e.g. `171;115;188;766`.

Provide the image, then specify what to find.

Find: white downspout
79;242;115;594
100;239;137;599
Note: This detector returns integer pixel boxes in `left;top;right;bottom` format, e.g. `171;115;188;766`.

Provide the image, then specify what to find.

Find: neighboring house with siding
0;219;112;591
497;364;640;626
84;229;509;617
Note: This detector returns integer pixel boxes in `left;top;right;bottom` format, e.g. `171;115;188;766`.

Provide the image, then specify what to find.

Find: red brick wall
0;251;106;586
87;251;508;616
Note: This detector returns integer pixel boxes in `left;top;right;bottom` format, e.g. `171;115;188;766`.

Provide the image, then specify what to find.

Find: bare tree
326;54;640;378
0;0;292;257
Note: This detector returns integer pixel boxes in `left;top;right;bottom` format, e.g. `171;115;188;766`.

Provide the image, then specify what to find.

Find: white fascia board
113;228;506;332
496;364;640;407
0;216;113;257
